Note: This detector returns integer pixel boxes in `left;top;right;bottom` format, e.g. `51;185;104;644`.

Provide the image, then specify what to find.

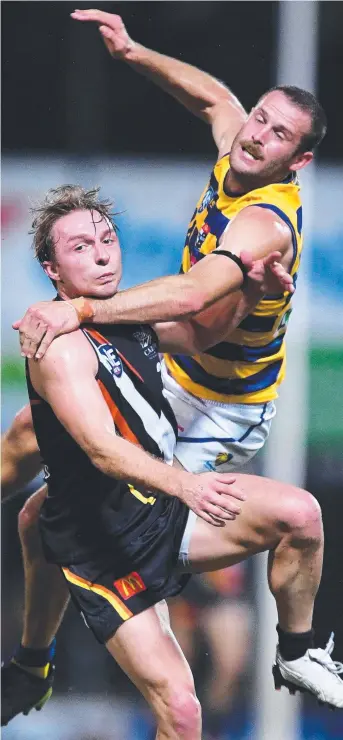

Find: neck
225;167;292;196
56;286;75;301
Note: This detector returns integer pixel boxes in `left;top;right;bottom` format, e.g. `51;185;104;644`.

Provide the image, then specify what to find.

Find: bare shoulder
232;205;291;242
29;330;97;385
219;205;291;261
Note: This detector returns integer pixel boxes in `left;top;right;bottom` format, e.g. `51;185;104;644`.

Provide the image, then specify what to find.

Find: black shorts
61;500;191;644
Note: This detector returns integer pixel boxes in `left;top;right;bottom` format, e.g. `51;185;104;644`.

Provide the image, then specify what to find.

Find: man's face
229;90;313;184
44;209;122;298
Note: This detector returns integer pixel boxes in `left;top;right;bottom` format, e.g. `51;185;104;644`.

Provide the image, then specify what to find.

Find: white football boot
273;633;343;709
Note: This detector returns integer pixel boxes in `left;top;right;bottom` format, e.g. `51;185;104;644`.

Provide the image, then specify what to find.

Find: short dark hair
31;184;117;265
263;85;327;152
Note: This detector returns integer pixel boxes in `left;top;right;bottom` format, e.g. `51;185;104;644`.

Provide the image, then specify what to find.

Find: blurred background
1;2;343;739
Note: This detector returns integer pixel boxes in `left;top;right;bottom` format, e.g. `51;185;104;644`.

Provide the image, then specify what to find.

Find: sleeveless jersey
26;322;188;566
164;153;303;403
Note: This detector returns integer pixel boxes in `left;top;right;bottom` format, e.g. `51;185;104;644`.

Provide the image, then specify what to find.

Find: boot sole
273;664;339;711
2;687;53;726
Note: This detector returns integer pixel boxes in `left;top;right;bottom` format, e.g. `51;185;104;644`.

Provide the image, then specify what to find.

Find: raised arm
28;332;245;526
1;405;42;499
70;9;247;155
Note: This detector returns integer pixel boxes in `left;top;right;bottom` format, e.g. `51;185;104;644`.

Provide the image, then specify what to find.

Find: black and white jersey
26;322;187;566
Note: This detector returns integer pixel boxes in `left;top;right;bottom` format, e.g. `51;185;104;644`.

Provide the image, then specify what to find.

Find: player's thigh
185;474;312;572
106;601;196;708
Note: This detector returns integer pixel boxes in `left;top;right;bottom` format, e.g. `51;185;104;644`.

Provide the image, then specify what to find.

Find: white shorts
162;361;276;475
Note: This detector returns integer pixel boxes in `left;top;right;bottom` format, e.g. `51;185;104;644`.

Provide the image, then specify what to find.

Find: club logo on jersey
215;452;233;467
195;222;211;248
98;343;123;378
114;571;146;600
198;186;216;213
133;327;158;359
204;452;233;471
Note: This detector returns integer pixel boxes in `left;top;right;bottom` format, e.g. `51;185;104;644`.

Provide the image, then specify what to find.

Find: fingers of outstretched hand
34;328;58;360
197;511;225;527
215;477;246;501
270;262;294;292
212;493;242;516
204;503;237;521
263;250;282;266
19;319;47;358
71;9;122;27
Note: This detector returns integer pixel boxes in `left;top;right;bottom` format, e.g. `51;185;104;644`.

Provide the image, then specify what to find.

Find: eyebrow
66;227;115;244
258;107;294;138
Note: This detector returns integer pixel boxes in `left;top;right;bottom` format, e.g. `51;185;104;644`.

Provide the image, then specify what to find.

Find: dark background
2;1;342;159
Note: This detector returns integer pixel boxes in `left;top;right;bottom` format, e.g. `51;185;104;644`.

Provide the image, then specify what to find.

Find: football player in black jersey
3;186;343;732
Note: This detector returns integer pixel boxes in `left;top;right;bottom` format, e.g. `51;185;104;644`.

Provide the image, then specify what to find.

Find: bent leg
1;486;70;726
106;601;202;740
19;486;70;648
185;474;323;633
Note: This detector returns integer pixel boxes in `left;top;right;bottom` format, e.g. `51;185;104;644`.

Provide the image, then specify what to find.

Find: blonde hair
31;185;117;264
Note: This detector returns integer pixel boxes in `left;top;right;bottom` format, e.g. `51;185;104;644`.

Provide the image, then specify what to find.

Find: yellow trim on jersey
128;483;156;506
164;354;286;403
62;568;133;621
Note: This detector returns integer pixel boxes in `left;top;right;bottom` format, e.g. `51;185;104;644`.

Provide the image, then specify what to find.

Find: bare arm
71;9;247;154
155;288;259;353
1;405;42;499
14;208;292;359
85;207;291;324
28;333;245;526
155;250;294;353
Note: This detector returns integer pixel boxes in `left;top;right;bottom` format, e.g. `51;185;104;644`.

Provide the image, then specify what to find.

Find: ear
289;150;313;173
43;260;60;282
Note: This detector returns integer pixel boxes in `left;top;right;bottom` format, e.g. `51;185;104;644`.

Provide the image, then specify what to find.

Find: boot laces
308;633;343;675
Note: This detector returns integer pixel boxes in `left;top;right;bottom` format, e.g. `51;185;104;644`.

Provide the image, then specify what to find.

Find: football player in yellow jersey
6;9;342;731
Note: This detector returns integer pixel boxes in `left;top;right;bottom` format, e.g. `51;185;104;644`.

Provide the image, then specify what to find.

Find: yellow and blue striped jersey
164;152;303;404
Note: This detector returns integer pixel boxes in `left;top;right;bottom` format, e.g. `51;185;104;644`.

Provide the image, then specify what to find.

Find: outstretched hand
179;472;246;527
71;9;134;59
241;250;294;295
13;301;80;360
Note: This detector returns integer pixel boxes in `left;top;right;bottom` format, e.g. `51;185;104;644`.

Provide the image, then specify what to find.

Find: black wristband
212;250;249;284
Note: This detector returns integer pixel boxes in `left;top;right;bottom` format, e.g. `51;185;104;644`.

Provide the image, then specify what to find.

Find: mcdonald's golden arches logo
114;571;146;600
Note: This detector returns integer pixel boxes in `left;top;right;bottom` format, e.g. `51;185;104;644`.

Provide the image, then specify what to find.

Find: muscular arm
1;405;42;499
71;9;247;153
82;207;291;325
154;246;293;354
15;209;292;359
155;290;259;354
28;332;245;525
28;334;195;498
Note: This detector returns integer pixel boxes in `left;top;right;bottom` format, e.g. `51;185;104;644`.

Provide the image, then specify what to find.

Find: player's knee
280;489;323;545
166;687;201;737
